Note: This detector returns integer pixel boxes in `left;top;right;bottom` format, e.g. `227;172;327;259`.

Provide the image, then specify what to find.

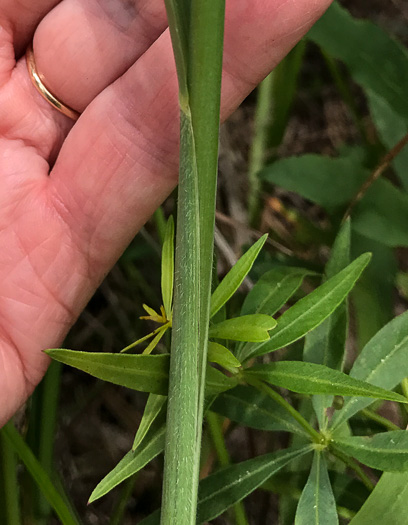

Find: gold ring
26;43;80;121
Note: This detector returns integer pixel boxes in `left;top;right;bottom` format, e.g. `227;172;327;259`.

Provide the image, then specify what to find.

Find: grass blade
2;423;81;525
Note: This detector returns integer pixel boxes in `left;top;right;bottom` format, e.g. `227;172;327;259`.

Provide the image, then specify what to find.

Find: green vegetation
2;2;408;524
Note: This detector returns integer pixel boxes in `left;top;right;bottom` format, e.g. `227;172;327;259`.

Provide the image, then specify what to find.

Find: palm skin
0;0;331;427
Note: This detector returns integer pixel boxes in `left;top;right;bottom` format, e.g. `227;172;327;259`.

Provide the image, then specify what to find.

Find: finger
49;0;333;279
32;0;167;112
0;1;61;56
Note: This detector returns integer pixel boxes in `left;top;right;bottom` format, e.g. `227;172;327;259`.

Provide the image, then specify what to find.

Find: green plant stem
161;1;225;524
36;361;62;519
248;377;321;443
360;408;400;431
160;111;201;525
0;423;21;525
206;412;249;525
247;73;274;226
329;445;375;492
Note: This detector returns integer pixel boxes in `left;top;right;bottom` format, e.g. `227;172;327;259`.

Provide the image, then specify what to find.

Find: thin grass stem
0;423;22;525
247;73;274;226
206;412;249;525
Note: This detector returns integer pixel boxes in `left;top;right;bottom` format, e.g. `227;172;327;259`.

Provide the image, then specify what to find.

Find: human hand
0;0;331;427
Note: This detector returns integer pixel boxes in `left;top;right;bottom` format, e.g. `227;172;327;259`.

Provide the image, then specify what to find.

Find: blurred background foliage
3;1;408;523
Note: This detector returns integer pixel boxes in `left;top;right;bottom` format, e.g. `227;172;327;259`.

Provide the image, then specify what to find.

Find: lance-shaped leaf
304;219;350;371
89;416;166;503
239;253;370;361
333;431;408;472
241;266;317;317
349;471;408;525
209;314;277;343
211;385;308;437
331;310;408;430
295;451;338;525
161;216;175;319
305;220;351;430
210;235;267;318
46;350;170;394
244;361;408;404
139;446;313;525
46;349;236;396
207;342;241;371
132;394;167;451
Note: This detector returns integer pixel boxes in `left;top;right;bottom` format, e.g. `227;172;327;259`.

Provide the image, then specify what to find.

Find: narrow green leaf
333;431;408;472
206;365;239;394
211;385;309;437
240;254;371;361
305;220;351;430
142;326;167;355
244;361;408;403
1;423;81;525
89;416;166;503
210;235;267;318
349;471;408;525
295;451;338;525
207;342;241;370
197;446;312;523
161;216;175;319
47;349;234;397
209;314;277;343
304;219;350;370
132;394;166;452
351;233;397;348
331;310;408;430
46;350;170;395
241;266;317;317
140;446;313;525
